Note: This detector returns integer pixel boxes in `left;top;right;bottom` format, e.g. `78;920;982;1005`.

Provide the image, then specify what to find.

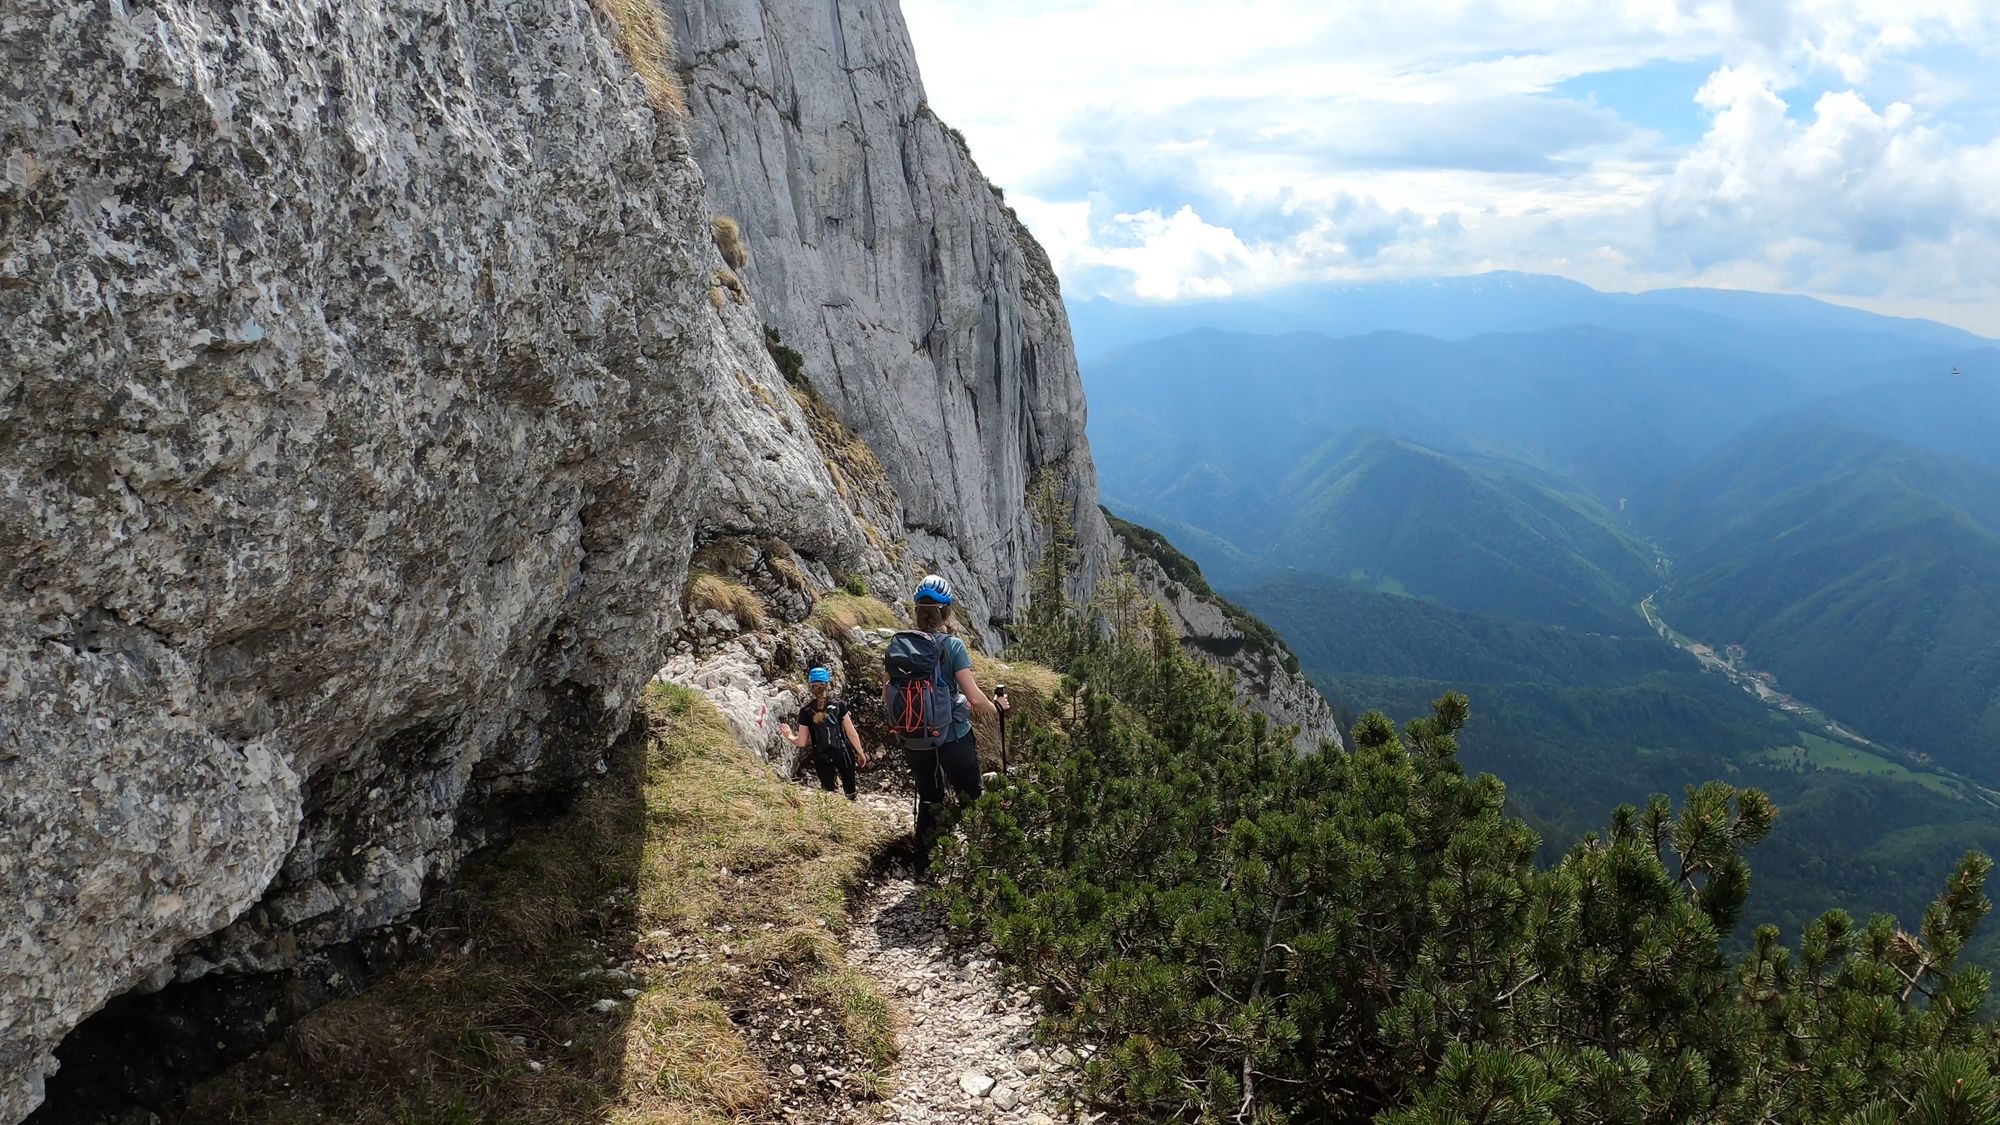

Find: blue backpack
884;631;956;749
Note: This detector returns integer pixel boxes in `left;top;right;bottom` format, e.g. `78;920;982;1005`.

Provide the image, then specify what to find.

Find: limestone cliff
0;1;743;1116
662;0;1332;740
665;0;1115;645
1106;516;1341;752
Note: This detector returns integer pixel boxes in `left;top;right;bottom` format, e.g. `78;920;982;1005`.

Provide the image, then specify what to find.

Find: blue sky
900;0;2000;334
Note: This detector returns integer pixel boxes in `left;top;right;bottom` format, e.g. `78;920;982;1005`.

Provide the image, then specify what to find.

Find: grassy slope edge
175;683;891;1125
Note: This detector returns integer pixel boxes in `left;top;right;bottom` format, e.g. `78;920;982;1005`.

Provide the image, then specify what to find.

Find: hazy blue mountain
1066;296;1306;360
1634;287;1989;348
1648;416;2000;781
1795;357;2000;467
1068;272;1988;378
1087;324;1803;509
1270;431;1658;631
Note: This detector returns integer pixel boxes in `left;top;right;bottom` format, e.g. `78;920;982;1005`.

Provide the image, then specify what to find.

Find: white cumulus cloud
902;0;2000;331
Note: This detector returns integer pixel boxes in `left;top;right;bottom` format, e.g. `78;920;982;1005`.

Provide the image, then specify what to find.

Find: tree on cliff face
941;605;2000;1123
1013;470;1086;667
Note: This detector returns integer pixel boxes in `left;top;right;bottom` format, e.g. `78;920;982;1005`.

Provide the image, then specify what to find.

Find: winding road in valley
1637;592;2000;808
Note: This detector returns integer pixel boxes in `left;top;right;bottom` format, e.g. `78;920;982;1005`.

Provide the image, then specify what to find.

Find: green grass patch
1755;732;1965;799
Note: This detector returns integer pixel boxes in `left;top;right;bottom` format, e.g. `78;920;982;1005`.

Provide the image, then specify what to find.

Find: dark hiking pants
812;746;857;799
904;730;982;873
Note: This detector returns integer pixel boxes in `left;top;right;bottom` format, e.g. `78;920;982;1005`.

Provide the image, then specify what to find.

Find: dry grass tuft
685;571;766;629
692;537;758;575
714;268;748;304
173;683;894;1122
763;541;810;594
809;592;902;638
712;215;749;269
706;286;726;312
590;0;686;115
970;652;1069;768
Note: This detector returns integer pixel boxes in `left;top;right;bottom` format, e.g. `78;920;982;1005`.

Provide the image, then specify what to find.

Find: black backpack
883;631;956;749
808;699;850;751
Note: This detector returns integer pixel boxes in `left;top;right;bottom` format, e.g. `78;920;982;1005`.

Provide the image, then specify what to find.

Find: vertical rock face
663;0;1333;739
665;0;1114;641
0;1;727;1117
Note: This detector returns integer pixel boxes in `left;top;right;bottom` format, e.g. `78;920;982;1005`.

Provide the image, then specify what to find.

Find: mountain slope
1272;431;1658;631
1634;287;1989;348
1104;513;1338;749
1650;417;2000;780
1086;324;1805;506
1233;574;2000;964
1237;573;1677;687
1798;359;2000;468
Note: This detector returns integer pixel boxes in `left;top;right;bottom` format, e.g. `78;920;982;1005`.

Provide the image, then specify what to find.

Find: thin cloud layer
902;0;2000;331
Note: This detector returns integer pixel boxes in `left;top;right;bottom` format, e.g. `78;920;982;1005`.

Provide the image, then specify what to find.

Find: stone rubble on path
843;793;1071;1124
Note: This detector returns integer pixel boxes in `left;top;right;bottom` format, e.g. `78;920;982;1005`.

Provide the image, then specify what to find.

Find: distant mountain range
1069;271;1990;369
1077;272;2000;955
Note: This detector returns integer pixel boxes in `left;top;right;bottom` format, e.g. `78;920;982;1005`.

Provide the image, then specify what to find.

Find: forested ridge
1235;574;2000;971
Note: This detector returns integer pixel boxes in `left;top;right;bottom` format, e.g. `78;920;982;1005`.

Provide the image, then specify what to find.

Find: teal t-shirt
940;634;974;743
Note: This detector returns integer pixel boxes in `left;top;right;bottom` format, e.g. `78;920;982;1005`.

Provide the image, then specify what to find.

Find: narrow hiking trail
842;789;1067;1124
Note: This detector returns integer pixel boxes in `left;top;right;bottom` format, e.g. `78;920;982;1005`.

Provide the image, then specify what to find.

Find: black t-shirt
798;698;850;751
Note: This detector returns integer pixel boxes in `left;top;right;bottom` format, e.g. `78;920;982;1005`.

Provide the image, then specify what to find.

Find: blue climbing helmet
914;574;955;606
808;666;832;684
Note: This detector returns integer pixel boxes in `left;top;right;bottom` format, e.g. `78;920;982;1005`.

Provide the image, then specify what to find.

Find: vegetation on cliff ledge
943;602;2000;1123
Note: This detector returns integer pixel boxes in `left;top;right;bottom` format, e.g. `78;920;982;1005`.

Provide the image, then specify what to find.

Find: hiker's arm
841;713;868;765
779;718;811;748
955;667;997;720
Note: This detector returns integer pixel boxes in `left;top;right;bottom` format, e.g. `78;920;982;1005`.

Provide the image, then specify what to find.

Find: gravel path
838;791;1071;1124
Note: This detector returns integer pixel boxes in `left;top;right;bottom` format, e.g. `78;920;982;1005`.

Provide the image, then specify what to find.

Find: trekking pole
996;684;1009;775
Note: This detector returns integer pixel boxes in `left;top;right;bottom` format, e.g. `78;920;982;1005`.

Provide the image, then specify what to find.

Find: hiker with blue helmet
882;574;1008;873
780;665;869;800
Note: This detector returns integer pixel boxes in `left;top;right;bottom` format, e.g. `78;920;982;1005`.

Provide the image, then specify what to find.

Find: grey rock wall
0;1;727;1117
665;0;1114;644
1118;540;1342;754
